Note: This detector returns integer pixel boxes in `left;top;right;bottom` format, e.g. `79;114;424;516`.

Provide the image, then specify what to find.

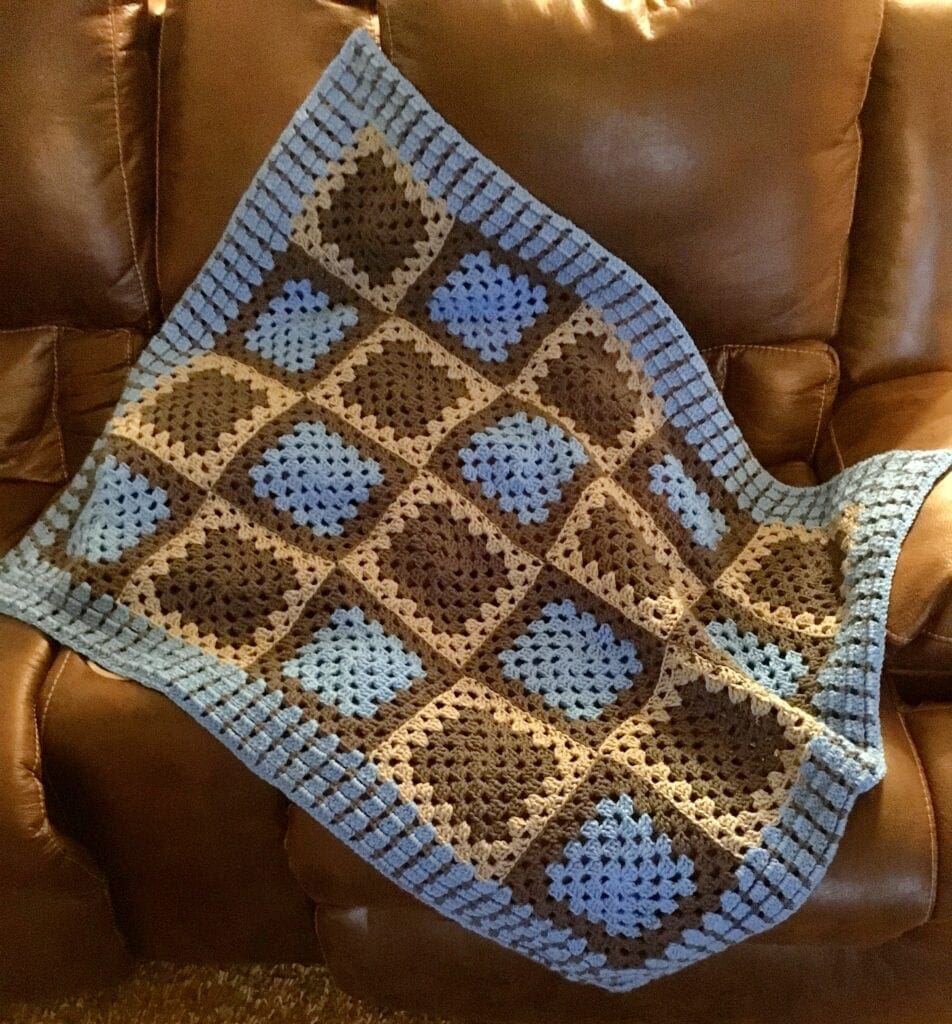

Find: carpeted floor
3;962;449;1024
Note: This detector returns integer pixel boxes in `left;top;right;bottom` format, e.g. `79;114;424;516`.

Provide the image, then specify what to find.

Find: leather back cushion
0;0;157;330
155;0;376;311
153;0;869;467
380;0;882;352
835;0;952;387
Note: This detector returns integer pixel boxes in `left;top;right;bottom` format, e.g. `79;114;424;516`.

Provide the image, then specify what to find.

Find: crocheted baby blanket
2;30;950;991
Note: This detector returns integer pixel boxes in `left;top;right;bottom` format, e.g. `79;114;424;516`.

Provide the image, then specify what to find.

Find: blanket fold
2;29;950;991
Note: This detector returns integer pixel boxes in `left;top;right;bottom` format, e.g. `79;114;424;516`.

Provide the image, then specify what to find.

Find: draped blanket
2;30;950;992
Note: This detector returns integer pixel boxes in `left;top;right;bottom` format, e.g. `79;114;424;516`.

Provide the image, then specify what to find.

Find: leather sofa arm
816;371;952;696
0;615;130;999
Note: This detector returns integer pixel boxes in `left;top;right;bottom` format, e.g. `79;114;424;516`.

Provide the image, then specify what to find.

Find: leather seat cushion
288;681;936;951
28;643;939;970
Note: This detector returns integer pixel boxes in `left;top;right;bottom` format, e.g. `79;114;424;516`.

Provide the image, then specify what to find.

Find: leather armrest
0;615;130;999
816;372;952;696
37;649;322;965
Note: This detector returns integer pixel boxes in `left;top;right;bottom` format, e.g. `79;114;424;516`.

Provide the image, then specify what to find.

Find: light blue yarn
706;620;808;699
66;455;170;564
648;453;728;549
244;278;358;371
459;411;588;524
249;421;384;536
547;795;696;938
427;250;548;362
282;606;424;717
499;599;641;719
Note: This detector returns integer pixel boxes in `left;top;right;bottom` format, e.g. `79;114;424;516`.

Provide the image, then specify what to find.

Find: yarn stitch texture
1;31;950;992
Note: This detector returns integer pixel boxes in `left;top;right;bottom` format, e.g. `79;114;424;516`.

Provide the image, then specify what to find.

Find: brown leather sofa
1;2;950;1022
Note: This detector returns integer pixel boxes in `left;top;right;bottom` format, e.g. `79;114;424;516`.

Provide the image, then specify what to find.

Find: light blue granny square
244;278;358;372
282;606;425;717
546;795;696;938
498;599;641;719
427;249;548;363
66;455;170;564
249;421;384;536
459;411;587;525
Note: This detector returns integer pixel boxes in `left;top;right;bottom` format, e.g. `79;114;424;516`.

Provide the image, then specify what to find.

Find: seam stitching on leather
828;419;846;472
50;326;68;480
923;628;952;644
0;326;69;483
810;360;835;463
831;133;860;338
39;650;72;743
381;0;396;61
0;325;139;336
153;7;165;314
705;344;837;464
896;703;940;923
107;0;151;324
0;327;139;483
887;626;913;646
702;344;834;359
30;663;62;819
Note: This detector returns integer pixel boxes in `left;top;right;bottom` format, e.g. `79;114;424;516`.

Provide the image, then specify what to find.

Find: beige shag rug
3;962;447;1024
